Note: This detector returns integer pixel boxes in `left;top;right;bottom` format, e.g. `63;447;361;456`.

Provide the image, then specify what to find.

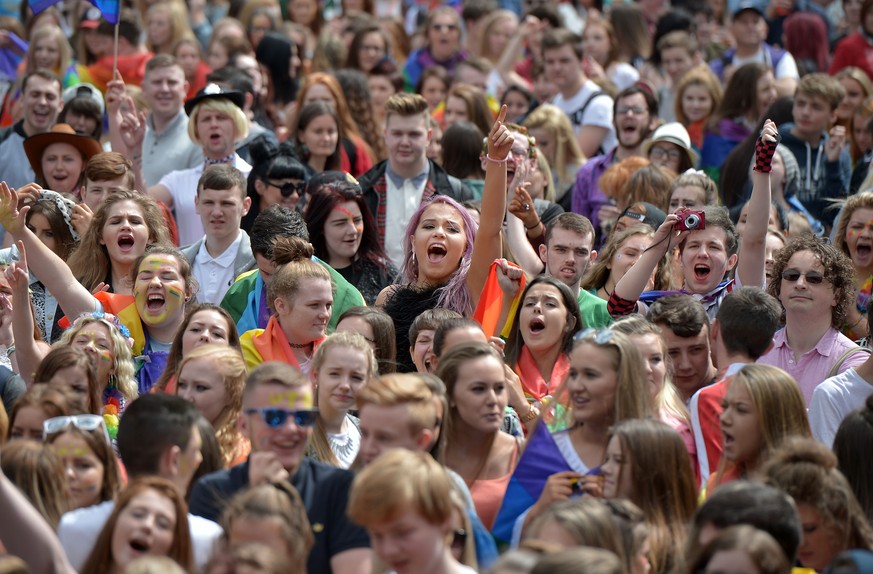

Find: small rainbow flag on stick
29;0;119;24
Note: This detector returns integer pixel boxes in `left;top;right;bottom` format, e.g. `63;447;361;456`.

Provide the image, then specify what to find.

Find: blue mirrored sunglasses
245;408;319;428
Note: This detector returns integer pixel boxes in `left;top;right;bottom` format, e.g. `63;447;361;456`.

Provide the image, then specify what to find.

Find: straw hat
23;124;103;182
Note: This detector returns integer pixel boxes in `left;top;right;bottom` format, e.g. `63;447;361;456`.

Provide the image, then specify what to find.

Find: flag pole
112;20;119;79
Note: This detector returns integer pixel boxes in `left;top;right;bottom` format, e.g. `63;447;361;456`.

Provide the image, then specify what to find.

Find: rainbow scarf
251;316;325;370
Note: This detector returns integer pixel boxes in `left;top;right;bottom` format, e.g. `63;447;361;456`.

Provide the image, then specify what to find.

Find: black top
383;284;442;373
189;457;370;574
334;258;398;306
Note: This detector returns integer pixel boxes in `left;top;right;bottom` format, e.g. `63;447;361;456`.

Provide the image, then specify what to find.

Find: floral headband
72;310;135;349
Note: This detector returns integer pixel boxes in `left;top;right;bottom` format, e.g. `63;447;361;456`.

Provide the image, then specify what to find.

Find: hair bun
271;236;314;266
769;437;837;470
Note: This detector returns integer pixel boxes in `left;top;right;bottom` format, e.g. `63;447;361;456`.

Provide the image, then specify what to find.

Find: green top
578;288;612;329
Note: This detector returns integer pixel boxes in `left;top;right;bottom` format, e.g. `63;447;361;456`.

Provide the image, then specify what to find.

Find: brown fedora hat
23;123;104;182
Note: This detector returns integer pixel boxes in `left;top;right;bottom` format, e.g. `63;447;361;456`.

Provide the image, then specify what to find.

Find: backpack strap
826;346;872;379
569;90;606;128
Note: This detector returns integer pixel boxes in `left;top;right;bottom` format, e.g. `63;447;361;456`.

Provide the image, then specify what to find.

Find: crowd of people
1;0;873;572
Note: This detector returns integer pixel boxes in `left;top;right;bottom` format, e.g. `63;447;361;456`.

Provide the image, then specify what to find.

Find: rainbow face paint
268;389;313;409
332;205;364;233
134;255;187;327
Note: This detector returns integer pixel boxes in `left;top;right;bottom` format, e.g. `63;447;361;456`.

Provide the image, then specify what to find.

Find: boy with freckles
607;120;779;321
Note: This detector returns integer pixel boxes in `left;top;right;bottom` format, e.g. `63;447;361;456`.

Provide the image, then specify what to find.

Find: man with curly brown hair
758;234;866;405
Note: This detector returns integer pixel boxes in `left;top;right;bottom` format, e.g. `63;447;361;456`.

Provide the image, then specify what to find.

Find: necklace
102;382;125;440
288;341;312;349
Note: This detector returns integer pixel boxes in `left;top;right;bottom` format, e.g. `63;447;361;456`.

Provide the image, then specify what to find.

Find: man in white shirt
181;164;255;304
58;395;222;570
139;84;252;246
710;2;799;97
543;28;617;158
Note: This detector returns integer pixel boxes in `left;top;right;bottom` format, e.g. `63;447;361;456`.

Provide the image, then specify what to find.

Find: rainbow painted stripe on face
332;205;365;233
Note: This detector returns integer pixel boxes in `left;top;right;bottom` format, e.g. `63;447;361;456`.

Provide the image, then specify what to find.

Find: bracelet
485;153;508;164
520;405;540;423
525;220;541;231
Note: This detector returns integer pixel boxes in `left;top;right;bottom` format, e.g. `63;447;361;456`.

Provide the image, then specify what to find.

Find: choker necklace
288;341;312;349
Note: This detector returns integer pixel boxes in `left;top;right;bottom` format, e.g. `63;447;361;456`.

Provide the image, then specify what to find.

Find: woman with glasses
44;414;122;511
239;236;333;374
643;123;697;176
403;7;467;92
247;140;309;231
494;329;653;543
304;177;397;305
437;342;522;530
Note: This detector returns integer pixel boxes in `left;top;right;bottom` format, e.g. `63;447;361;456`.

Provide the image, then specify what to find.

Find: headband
37;190;80;243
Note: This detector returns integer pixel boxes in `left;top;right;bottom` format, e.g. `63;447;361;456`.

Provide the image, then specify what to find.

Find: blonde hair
348;449;454;526
188;98;250;144
472;10;518;62
355;373;437;438
145;1;193;53
524;104;586;193
715;364;811;483
176;344;247;468
608;315;689;425
57;315;138;403
674;65;723;127
27;24;72;76
834;191;873;258
553;330;654;428
309;331;378;466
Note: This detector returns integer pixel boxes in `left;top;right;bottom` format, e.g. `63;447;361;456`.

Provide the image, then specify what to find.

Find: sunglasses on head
43;414;110;442
781;269;825;285
268;180;306;198
573;328;615;345
245;407;318;428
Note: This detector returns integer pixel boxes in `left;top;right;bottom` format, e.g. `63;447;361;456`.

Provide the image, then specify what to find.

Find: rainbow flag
492;422;575;544
29;0;119;23
473;260;526;339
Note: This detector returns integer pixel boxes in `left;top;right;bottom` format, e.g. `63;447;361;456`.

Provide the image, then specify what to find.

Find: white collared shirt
193;231;243;304
384;170;427;267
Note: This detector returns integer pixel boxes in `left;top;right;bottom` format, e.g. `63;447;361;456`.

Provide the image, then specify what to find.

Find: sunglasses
781;269;826;285
268;180;306;198
574;328;615;345
245;407;319;428
43;414;110;442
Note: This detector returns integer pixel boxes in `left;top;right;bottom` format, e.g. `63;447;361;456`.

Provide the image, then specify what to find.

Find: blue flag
29;0;119;24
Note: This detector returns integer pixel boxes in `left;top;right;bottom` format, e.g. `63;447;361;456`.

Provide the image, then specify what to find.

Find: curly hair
766;234;856;328
334;69;388;161
67;190;171;293
57;315;138;403
834;191;873;261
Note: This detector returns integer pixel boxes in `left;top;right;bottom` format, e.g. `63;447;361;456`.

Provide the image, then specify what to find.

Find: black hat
184;83;245;116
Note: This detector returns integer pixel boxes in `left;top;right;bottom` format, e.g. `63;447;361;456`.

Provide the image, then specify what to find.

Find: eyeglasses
450;529;467;550
781;269;826;285
268;180;306;198
245;408;319;428
616;106;646;116
431;23;459;32
574;328;615;345
650;147;682;161
43;415;110;442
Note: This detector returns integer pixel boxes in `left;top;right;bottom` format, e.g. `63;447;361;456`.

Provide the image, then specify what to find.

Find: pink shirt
757;327;867;405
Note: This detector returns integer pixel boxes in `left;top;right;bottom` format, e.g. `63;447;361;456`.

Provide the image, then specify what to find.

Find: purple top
571;148;617;231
